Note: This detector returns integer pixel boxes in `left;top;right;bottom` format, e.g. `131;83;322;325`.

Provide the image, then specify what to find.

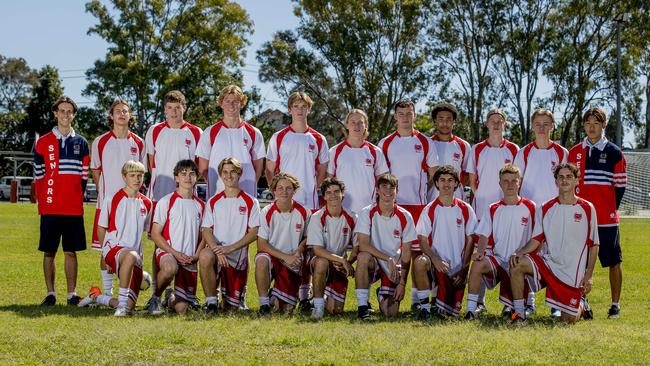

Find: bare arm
265;160;276;187
256;236;290;263
253;159;264;183
91;169;100;186
316;163;328;186
223;227;259;254
509;238;543;268
469;173;478;194
472;235;489;261
418;235;450;274
151;222;193;266
581;245;599;294
147;154;154;174
198;158;209;181
312;245;353;276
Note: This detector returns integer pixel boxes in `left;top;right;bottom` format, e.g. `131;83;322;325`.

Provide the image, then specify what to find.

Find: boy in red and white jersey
90;100;145;297
266;92;329;210
413;166;477;319
255;173;310;315
354;174;417;320
509;163;599;324
307;177;357;319
428;102;470;202
467;108;519;222
464;164;536;320
378;99;439;225
514;109;568;206
328;109;388;214
148;160;205;315
199;158;260;314
78;161;152;316
197;85;265;199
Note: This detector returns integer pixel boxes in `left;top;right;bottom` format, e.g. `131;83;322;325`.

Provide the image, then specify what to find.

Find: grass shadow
0;304;117;318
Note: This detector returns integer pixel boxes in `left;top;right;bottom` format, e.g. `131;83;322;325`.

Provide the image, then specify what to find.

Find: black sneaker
475;302;487;315
257;304;272;317
410;302;422;313
580;295;593;320
67;295;81;306
417;307;432;321
501;305;513;318
40;294;56;306
297;299;313;314
205;303;219;315
357;305;371;320
607;305;620;319
464;311;477;320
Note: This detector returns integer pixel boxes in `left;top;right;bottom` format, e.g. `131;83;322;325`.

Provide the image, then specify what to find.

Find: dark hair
431;102;458;120
173;159;199;177
376;173;398;189
270;172;300;191
433;165;460;188
164;90;186;108
393;99;415;112
107;99;136;128
320;177;345;197
582;107;606;125
52;96;78;114
553;163;580;179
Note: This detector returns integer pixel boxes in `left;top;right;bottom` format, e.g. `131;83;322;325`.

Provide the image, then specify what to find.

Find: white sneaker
148;297;163;316
163;288;175;308
551;308;562;318
114;307;129;317
77;295;96;308
310;307;324;320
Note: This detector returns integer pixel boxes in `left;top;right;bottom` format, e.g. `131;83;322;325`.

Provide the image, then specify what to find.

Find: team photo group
33;83;626;324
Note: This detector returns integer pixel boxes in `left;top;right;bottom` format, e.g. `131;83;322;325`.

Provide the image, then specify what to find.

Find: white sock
313;297;324;310
466;293;479;314
96;294;112;306
417;290;430;311
410;288;419;304
477;283;486;304
101;270;114;295
299;284;311;301
117;288;129;308
611;302;620;308
355;289;369;307
526;291;536;307
514;299;525;318
206;296;218;305
67;292;77;300
47;291;56;297
259;296;270;306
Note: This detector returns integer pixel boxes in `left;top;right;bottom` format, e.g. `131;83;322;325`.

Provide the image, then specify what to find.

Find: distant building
255;109;290;132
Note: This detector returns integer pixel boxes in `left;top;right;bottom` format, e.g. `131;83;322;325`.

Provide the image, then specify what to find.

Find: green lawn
1;203;649;365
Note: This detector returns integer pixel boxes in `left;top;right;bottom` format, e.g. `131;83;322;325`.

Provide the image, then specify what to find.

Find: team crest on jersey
504;159;511;164
243;137;249;145
308;144;315;152
456;217;462;226
342;227;349;236
574;212;582;222
570;298;578;306
73;144;81;155
521;217;529;225
185;138;191;146
130;146;138;155
239;205;246;215
296;223;302;232
140;207;147;216
453;152;461;161
392;229;400;238
365;158;373;166
599;153;607;163
414;144;422;152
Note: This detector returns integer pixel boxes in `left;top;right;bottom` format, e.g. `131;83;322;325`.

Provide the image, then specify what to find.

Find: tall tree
0;55;37;115
84;0;252;135
257;0;432;142
23;66;63;144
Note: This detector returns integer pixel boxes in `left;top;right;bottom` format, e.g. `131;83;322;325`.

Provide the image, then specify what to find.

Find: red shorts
401;204;424;251
91;208;102;249
483;256;514;307
433;270;465;317
104;245;143;303
526;253;582;317
155;248;198;303
300;251;313;287
369;258;398;301
218;265;248;307
255;252;301;306
309;257;348;304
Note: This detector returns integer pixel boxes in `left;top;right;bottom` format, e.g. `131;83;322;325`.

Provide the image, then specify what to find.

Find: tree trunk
645;75;650;149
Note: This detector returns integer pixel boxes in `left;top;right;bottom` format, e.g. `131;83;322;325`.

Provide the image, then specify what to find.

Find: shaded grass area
1;204;649;365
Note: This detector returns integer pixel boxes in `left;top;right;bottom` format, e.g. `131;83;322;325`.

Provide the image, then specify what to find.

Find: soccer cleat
357;305;371;321
40;294;56;307
417;307;432;321
525;305;536;318
475;302;487;315
148;297;163;316
114;307;129;317
580;295;593;320
205;303;219;315
78;287;102;307
257;304;272;317
310;307;324;320
550;308;562;318
411;302;422;313
297;299;313;314
163;288;175;308
501;305;513;318
67;295;82;306
607;305;620;319
464;311;477;321
509;312;527;325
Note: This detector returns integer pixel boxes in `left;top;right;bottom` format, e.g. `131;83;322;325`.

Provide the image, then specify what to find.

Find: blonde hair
218;157;243;176
531;108;555;126
486;107;507;124
499;163;521;178
121;160;146;176
287;92;314;109
270;172;301;192
343;109;369;138
217;84;248;107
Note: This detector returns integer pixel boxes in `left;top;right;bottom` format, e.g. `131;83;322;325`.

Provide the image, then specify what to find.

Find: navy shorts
39;215;87;253
597;226;622;268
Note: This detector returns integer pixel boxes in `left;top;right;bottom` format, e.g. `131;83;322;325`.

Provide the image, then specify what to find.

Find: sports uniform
514;141;568;206
429;135;470;202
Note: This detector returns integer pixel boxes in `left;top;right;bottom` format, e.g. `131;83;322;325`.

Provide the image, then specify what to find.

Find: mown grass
0;203;649;365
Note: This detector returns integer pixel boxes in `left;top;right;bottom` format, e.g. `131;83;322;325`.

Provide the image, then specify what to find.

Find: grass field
1;203;649;365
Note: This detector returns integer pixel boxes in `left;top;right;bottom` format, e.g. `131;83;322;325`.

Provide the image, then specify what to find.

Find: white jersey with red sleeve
355;204;417;276
266;126;329;210
306;206;357;256
429;135;471;202
145;121;202;201
98;189;152;256
201;190;260;270
153;191;205;257
258;200;310;254
91;131;145;208
514;141;568;206
467;139;519;221
416;198;476;275
474;198;536;269
328;141;389;214
378;130;439;206
195;121;265;198
531;197;599;287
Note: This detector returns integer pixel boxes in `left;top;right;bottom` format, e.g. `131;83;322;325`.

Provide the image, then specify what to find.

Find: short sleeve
374;147;389;176
306;213;325;247
401;212;418;244
354;208;371;236
201;201;213;228
467;144;478;175
474;210;493;238
252;128;266;160
266;133;278;162
460;140;471;172
248;198;261;228
415;205;433;237
514;148;526;174
153;196;169;226
195;126;212;160
465;206;478;236
258;207;270;240
98;194;111;228
318;137;330;164
426;137;439;168
327;146;336;175
588;204;599;247
531;206;545;242
90;137;101;170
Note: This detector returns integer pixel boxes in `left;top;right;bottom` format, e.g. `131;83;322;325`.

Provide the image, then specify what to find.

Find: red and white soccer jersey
202;190;261;270
378;131;439;205
328;141;388;214
145;121;202;201
153;191;205;257
98;189;152;257
355;204;417;277
258;200;310;254
429;135;470;202
531;197;599;288
416;198;477;274
467;139;519;221
475;198;536;269
514;141;568;206
196;121;265;198
307;206;357;255
266;126;329;210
